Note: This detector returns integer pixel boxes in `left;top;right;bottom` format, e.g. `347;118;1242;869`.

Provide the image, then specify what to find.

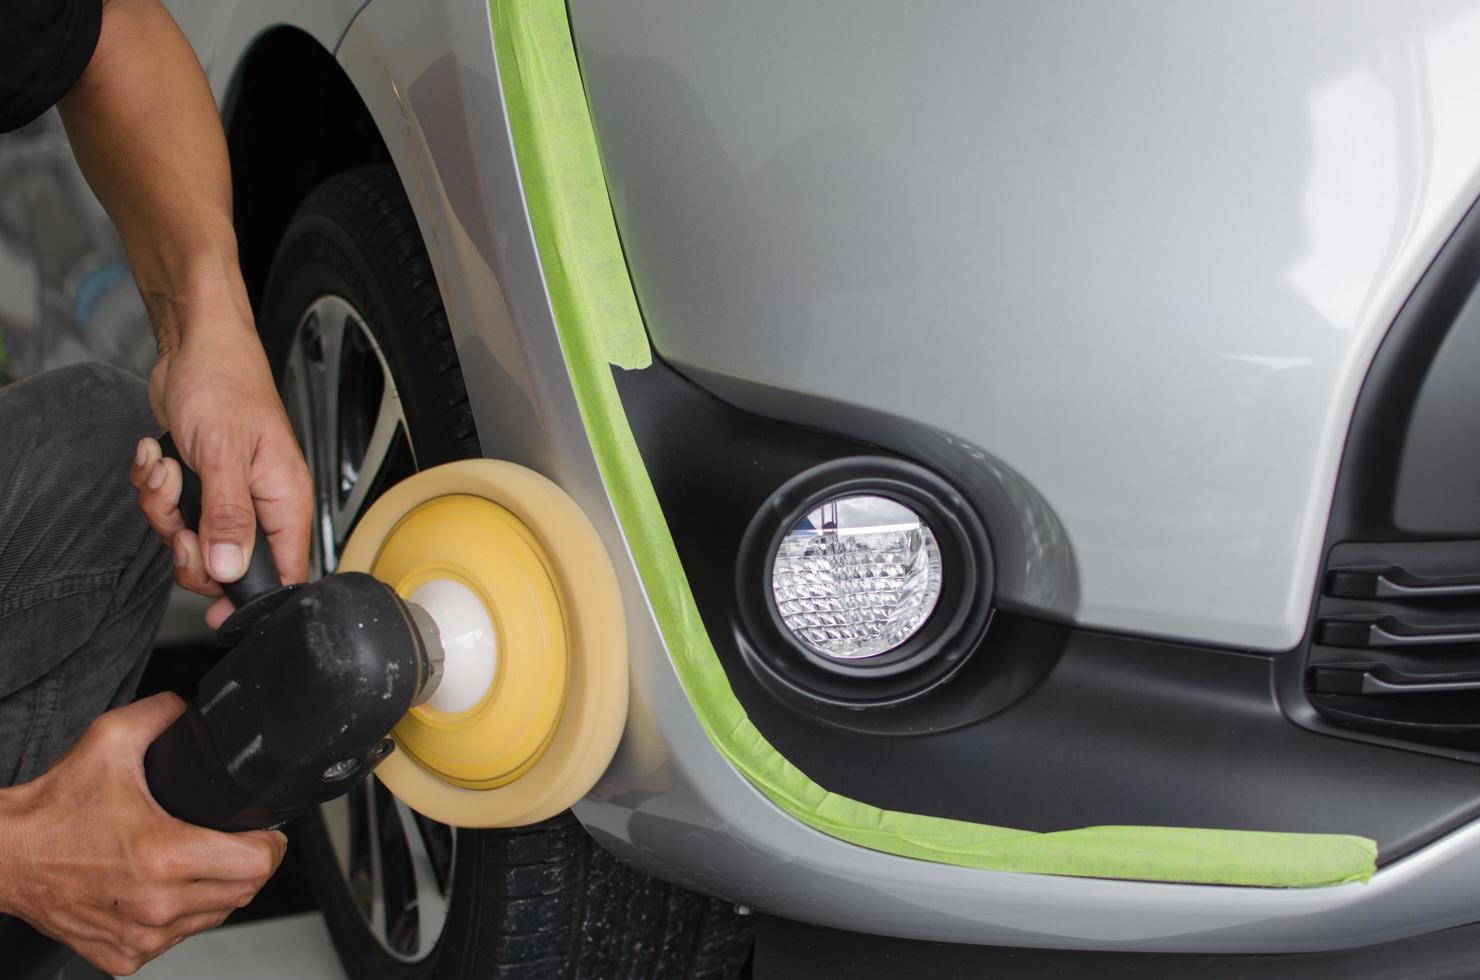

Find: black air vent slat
1305;542;1480;750
1327;569;1480;600
1319;618;1480;649
1312;665;1480;696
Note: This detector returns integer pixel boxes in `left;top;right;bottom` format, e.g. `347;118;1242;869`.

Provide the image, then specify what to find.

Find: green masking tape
487;0;1377;888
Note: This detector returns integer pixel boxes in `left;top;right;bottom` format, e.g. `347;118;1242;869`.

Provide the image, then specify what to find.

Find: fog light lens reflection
770;495;943;660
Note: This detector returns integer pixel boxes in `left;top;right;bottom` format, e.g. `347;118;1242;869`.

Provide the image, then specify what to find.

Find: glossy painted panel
338;0;1480;950
569;0;1480;650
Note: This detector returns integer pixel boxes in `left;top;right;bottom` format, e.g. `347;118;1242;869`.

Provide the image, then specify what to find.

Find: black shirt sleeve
0;0;103;133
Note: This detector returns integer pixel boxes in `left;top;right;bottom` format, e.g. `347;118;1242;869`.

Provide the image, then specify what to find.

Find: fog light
737;456;993;708
770;495;943;660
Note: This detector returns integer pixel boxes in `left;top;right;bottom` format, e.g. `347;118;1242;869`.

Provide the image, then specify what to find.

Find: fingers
124;874;267;931
115;908;235;972
264;515;310;586
134;428;308;608
132;438;184;541
148;824;287;884
124;830;281;945
204;595;235;630
161;908;233;945
169;878;265;917
169;529;225;598
132;439;225;600
85;906;230;976
131;436;161;488
193;441;257;584
254;431;314;585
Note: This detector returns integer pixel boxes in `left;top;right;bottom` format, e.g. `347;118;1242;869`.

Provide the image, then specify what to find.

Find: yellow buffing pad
339;460;628;827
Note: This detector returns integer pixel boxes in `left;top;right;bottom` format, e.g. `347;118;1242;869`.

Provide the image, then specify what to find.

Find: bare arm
0;5;303;970
58;0;238;335
58;0;311;620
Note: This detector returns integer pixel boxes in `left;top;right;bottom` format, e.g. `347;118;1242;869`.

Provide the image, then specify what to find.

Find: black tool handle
145;573;416;831
158;433;281;607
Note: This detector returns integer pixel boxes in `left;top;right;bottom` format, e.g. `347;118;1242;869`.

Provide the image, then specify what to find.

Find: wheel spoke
392;799;450;960
281;342;315;462
303;301;349;572
282;341;330;578
362;777;388;939
309;304;347;495
335;375;406;544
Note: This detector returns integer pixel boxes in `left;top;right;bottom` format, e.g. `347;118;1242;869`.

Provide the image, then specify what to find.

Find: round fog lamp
770;495;943;660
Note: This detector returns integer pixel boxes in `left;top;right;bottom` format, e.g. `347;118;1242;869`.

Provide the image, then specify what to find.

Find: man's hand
0;695;287;975
56;0;312;627
131;306;312;627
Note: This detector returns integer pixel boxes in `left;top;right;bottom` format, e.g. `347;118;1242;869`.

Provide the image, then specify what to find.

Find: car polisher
143;436;629;832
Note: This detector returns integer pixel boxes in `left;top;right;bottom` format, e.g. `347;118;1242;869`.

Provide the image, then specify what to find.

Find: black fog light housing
735;457;993;706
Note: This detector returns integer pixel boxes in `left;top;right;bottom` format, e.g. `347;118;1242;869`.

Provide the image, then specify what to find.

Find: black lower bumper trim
755;916;1480;980
616;357;1480;863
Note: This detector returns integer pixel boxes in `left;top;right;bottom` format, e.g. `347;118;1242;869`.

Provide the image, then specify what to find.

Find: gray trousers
0;363;173;787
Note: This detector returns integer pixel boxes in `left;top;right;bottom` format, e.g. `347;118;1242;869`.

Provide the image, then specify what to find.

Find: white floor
130;913;346;980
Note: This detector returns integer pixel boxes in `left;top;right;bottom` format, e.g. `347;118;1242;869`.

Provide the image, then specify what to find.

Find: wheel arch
221;26;392;305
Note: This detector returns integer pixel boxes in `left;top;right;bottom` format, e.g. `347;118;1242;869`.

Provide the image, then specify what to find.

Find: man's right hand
0;694;286;975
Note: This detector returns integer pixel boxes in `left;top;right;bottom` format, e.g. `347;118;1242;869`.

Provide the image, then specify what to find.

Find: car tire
257;163;754;979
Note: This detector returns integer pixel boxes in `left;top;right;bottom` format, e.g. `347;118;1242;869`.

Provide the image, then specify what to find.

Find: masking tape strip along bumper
487;0;1378;888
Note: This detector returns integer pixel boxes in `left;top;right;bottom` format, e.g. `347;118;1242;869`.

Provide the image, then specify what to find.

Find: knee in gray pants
0;362;173;785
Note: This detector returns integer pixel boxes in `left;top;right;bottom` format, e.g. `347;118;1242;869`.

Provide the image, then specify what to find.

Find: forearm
56;0;250;354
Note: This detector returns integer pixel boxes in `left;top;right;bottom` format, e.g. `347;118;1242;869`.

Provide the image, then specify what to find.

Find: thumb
195;444;257;584
250;829;290;870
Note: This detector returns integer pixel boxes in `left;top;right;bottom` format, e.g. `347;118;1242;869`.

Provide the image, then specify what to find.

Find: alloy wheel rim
282;294;456;963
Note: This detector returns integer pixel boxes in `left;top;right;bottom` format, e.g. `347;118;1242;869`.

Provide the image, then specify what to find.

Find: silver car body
5;0;1480;956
